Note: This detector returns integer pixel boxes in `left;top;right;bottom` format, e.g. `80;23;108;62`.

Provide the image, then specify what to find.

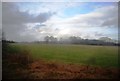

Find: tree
44;36;49;43
44;36;58;44
69;36;82;44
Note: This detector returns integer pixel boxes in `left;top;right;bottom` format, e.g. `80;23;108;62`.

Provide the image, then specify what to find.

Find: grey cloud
65;5;118;28
102;17;118;27
100;4;118;27
33;12;53;23
2;2;54;41
94;32;104;36
2;3;53;24
35;23;46;28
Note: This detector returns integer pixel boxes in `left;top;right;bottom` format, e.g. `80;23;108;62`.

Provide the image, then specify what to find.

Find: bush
3;44;34;68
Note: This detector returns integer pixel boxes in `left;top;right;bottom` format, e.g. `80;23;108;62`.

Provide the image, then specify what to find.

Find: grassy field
10;43;118;67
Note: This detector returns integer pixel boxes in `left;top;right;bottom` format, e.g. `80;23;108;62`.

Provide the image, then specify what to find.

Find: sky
2;2;118;42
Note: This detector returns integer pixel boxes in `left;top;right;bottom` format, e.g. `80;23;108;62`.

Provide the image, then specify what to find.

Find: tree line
43;36;119;46
1;33;119;46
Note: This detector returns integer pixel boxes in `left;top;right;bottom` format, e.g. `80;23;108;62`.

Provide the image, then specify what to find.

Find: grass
10;43;118;68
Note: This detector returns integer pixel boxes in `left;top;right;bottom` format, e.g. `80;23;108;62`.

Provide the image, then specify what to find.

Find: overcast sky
2;2;118;42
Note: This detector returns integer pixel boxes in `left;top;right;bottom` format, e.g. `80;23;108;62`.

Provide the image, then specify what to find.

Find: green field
10;43;118;67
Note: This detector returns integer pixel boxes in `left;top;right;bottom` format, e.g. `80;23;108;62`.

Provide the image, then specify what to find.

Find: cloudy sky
2;2;118;42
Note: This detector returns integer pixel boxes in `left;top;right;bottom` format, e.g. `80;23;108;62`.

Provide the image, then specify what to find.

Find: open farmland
10;43;118;67
2;2;119;79
3;43;119;79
